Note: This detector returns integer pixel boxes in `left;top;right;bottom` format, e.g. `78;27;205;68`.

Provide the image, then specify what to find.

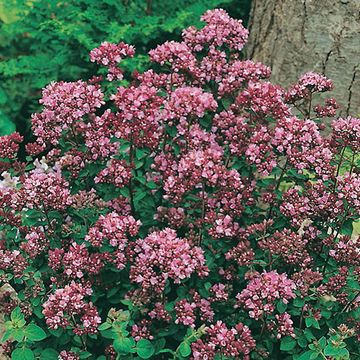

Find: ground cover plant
0;8;359;360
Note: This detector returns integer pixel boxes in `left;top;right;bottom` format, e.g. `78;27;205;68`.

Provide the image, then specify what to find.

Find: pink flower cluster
42;281;101;335
285;71;333;102
0;133;23;159
272;116;333;178
225;237;254;266
20;227;48;258
332;116;360;152
291;269;323;297
191;321;256;360
314;98;339;118
20;169;72;211
218;60;271;96
59;351;80;360
0;249;27;278
175;291;214;327
317;266;349;304
274;312;295;339
94;159;132;188
85;212;140;269
213;110;249;156
90;41;135;81
245;125;276;175
163;86;217;123
236;81;290;120
129;228;208;300
236;271;296;320
112;84;164;149
48;242;105;279
149;41;197;75
281;174;359;227
82;109;120;160
131;319;154;341
258;229;311;266
31;80;104;148
337;173;360;214
183;8;249;51
329;235;360;266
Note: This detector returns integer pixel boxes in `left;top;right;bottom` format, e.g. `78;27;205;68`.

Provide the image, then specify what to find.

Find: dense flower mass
0;133;23;160
31;80;104;149
285;71;333;102
236;271;296;320
332;116;360;151
42;282;101;335
129;228;207;299
89;41;135;81
20;169;72;211
191;321;256;360
0;8;359;360
183;8;249;51
163;86;217;122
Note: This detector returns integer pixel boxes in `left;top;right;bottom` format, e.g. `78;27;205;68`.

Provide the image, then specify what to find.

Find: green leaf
293;298;306;308
318;337;326;349
136;339;155;359
134;191;147;203
12;328;26;342
277;300;287;313
40;349;59;360
280;336;297;351
135;148;148;160
324;344;349;357
310;352;320;360
113;337;133;354
99;328;116;340
11;348;34;360
296;350;318;360
305;318;320;329
98;322;111;331
297;335;308;348
178;342;191;357
79;351;92;359
320;309;332;319
1;329;13;342
341;219;353;236
304;328;315;341
24;324;47;341
47;327;64;337
11;307;24;322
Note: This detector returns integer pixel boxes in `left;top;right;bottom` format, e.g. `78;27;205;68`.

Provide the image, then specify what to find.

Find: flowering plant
0;9;359;360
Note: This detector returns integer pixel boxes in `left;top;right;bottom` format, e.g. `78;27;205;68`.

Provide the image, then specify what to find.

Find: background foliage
0;0;251;137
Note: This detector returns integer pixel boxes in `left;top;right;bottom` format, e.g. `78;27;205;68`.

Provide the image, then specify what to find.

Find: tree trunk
246;0;360;117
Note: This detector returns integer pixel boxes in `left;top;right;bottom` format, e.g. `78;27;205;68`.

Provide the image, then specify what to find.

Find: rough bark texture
246;0;360;117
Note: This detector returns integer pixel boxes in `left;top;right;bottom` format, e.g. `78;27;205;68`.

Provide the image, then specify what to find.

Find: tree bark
246;0;360;117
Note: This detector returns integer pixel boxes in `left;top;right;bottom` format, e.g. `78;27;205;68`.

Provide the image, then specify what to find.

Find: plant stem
335;146;346;185
322;213;348;275
198;181;206;245
71;315;87;351
307;92;313;119
298;305;305;330
267;159;288;218
349;150;356;175
341;290;360;313
128;140;136;216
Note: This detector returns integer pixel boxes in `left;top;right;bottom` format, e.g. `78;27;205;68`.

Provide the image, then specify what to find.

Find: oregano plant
0;8;359;360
